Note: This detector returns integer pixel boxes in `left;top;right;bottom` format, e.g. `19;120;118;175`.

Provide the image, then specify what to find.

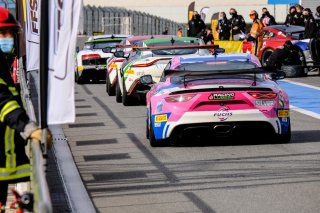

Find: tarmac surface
56;74;320;213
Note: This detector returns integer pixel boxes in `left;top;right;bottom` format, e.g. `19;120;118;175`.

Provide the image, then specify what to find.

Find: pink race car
143;53;291;147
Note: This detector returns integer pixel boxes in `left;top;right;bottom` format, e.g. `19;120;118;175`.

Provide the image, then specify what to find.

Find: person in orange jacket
246;10;264;56
176;27;183;37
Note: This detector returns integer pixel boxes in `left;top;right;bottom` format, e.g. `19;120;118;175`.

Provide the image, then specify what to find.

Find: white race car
75;34;130;83
115;37;211;106
106;35;172;96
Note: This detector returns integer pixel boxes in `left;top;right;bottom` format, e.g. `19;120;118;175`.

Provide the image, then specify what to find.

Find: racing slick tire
149;120;167;147
146;119;149;139
281;65;305;78
261;48;274;66
106;74;115;96
115;77;122;103
276;124;291;143
122;78;133;106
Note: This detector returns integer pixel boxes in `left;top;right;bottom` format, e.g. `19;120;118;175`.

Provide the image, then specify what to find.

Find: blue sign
268;0;298;4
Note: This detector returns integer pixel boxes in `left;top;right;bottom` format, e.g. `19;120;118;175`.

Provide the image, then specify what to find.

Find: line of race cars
74;27;319;146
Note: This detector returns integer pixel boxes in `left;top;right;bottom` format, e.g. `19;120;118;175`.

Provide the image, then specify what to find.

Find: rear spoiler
163;67;278;76
132;44;219;51
114;44;219;50
163;67;284;87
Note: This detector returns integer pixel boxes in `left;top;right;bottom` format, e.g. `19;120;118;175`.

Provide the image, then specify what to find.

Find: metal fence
79;5;188;36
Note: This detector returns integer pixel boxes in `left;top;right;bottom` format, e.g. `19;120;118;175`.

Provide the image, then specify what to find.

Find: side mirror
102;47;112;53
140;75;153;84
114;51;125;58
76;46;80;53
271;71;286;80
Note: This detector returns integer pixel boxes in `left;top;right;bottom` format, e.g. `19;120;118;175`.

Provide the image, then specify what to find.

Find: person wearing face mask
0;7;52;212
302;8;317;39
187;11;206;38
217;12;231;40
285;6;297;25
294;4;305;26
246;10;264;56
229;8;246;41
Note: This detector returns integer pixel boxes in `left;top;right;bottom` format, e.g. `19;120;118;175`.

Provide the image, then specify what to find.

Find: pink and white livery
143;53;291;147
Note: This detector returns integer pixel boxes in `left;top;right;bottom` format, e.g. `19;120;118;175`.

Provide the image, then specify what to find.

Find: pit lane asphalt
63;76;320;213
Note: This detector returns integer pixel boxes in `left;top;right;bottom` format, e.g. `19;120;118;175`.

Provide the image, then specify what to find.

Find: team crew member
229;8;246;40
202;27;214;44
285;6;297;25
187;11;206;38
266;40;301;69
246;10;264;56
294;4;305;26
0;7;52;212
302;8;317;39
217;12;231;40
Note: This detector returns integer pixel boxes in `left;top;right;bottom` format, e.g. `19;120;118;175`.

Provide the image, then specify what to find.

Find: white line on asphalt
290;105;320;120
283;79;320;90
50;125;96;213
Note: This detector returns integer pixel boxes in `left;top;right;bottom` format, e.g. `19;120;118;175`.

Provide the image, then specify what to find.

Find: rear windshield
176;61;257;71
84;40;122;50
148;41;201;55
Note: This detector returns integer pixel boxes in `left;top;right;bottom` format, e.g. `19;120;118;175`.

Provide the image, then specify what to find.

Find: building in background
83;0;296;23
0;0;15;14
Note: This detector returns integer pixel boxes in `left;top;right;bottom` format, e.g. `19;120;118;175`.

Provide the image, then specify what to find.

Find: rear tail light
114;59;125;63
165;94;196;102
82;54;101;60
248;92;277;99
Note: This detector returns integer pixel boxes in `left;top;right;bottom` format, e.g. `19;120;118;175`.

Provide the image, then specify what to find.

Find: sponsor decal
155;114;168;122
126;70;135;74
154;123;161;127
111;64;117;68
279;94;285;108
278;109;289;118
209;93;235;100
214;107;233;121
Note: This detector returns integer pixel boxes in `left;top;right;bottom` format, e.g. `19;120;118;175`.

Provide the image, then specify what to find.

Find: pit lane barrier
18;59;53;213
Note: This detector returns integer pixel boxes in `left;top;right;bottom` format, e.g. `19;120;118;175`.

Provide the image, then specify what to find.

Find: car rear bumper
152;110;289;140
78;68;106;82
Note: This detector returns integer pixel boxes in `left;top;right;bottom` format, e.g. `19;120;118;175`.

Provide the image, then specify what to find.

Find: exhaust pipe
213;125;232;134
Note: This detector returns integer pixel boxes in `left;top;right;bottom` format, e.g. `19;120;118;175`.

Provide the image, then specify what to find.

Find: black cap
303;8;312;13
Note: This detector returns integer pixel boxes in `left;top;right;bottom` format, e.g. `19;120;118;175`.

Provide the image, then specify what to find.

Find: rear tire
281;65;305;78
106;74;115;96
146;119;150;139
115;77;122;103
122;78;133;106
277;123;291;143
149;121;165;147
261;49;274;66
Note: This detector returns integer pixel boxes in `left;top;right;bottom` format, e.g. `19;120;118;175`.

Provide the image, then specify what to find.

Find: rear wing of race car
163;67;285;87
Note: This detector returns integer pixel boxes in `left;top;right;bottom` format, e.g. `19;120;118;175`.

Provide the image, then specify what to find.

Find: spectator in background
261;8;277;27
303;8;317;39
285;6;297;25
294;4;305;26
202;26;214;44
187;11;206;37
176;27;183;37
229;8;246;40
217;12;231;40
162;27;168;35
